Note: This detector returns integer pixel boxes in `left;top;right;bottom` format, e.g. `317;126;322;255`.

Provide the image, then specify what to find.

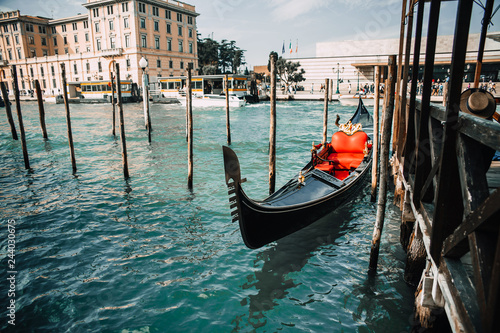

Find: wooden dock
377;0;500;332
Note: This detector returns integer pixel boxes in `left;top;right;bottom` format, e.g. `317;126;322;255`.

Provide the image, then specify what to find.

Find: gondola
223;98;374;249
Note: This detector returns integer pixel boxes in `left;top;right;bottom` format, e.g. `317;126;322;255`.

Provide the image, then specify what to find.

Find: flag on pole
289;39;292;54
282;40;285;54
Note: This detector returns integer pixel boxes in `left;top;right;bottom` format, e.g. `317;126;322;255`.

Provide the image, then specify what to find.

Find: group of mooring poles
1;63;129;179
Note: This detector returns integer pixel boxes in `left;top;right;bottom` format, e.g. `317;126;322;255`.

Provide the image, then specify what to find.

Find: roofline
83;0;199;16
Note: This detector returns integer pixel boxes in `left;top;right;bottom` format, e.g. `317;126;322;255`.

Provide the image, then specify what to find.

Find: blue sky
1;0;498;69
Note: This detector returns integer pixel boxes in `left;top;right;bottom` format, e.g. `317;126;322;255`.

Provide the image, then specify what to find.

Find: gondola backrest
330;131;368;153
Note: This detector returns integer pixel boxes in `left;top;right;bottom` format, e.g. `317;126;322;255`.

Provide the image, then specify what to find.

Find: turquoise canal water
1;100;414;332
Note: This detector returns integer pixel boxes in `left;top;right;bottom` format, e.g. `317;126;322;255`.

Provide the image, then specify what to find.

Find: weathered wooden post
35;80;48;139
225;74;231;145
115;63;129;179
146;87;151;143
60;63;77;174
322;78;329;145
0;81;18;140
369;55;396;272
371;66;381;202
11;65;30;169
269;53;277;195
187;64;193;189
111;73;116;136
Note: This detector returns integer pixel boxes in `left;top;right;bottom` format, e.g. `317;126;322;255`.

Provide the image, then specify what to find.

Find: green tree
197;37;219;74
268;54;306;93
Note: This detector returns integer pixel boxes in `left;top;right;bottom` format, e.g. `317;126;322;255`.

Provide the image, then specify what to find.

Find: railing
100;48;123;57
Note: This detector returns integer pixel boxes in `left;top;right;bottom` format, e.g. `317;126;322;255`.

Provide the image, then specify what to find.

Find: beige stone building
0;0;198;96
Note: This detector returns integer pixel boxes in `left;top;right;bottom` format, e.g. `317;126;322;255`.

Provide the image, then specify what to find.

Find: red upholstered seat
314;130;370;180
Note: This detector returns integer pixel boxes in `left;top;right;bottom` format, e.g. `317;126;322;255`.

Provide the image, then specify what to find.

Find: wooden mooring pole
115;63;129;179
35;80;48;140
269;53;277;195
11;65;30;169
187;65;193;189
111;73;116;136
225;74;231;145
60;64;77;174
369;55;396;272
371;66;381;202
0;81;18;140
322;78;329;145
146;87;152;143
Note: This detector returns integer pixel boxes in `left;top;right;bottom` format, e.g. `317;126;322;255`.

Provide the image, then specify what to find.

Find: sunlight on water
0;100;414;332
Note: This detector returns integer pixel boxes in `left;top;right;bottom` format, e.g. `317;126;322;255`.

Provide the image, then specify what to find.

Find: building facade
0;0;199;96
265;32;500;94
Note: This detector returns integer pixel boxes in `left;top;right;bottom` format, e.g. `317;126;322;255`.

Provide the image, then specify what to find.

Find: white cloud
268;0;332;22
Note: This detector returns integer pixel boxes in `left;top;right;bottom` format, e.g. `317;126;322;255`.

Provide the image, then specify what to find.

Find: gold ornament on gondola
338;121;362;135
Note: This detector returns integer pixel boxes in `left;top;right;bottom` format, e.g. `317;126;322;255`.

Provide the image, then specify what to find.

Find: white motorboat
178;94;246;108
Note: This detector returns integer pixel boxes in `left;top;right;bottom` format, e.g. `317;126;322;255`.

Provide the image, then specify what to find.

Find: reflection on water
0;101;413;332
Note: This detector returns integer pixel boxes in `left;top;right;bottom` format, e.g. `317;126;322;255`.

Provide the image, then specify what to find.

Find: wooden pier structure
386;0;500;331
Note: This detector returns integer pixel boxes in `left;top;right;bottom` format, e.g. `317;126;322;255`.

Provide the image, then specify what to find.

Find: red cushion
331;131;368;153
315;162;334;173
327;152;365;170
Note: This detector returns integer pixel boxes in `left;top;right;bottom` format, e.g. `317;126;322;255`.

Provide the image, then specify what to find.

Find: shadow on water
233;203;359;330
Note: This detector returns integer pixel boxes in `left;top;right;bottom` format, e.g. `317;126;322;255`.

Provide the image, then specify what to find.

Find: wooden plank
458;112;500;152
430;0;473;263
440;257;482;333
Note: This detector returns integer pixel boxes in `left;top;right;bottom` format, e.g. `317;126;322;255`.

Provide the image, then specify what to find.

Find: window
75;47;79;53
0;51;2;60
74;35;78;43
3;25;7;32
152;6;159;16
55;49;59;55
155;37;160;49
93;8;99;17
138;3;146;13
95;22;100;33
28;36;34;45
42;37;47;46
169;60;173;69
166;23;171;34
51;26;56;34
15;35;19;45
72;23;77;30
125;34;130;47
177;13;182;22
53;37;58;46
62;24;67;32
41;67;45;77
141;35;147;48
96;38;101;50
85;33;89;42
26;23;34;32
74;63;78;75
43;50;48;56
188;16;193;25
126;59;131;68
83;21;88;29
42;79;46;89
12;23;18;31
17;49;22;59
98;62;102;72
180;61;184;69
140;18;146;29
86;63;90;73
63;36;67;45
107;5;113;15
178;25;182;36
6;36;10;46
178;40;183;52
52;65;55;76
86;46;90;52
124;17;129;28
167;39;172;51
157;59;161;68
53;78;57;88
188;28;193;38
122;2;128;12
189;42;193;54
110;36;115;48
109;20;114;30
166;10;171;19
154;21;159;31
64;48;68;54
30;67;34;77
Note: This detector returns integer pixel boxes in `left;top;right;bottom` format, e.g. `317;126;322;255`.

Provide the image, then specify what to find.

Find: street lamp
139;57;149;129
355;69;362;92
332;63;344;94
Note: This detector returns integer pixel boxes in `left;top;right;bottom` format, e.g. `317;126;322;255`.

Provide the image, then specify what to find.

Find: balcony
0;60;8;66
100;48;123;58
